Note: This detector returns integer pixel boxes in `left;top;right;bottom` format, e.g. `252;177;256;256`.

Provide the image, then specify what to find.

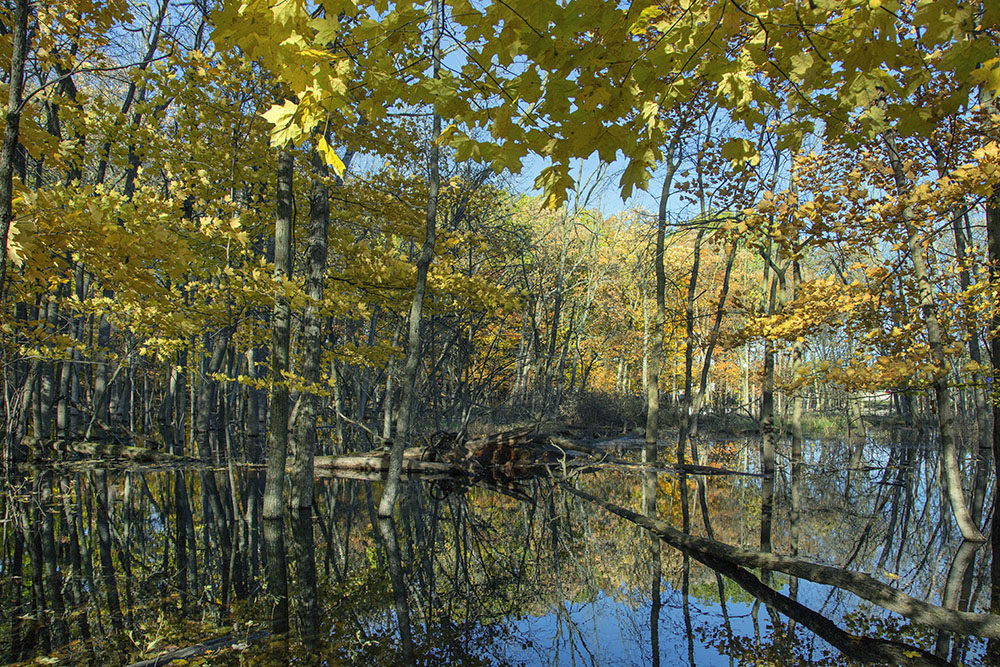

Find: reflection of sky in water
497;582;810;666
496;575;986;665
490;516;988;667
498;584;763;666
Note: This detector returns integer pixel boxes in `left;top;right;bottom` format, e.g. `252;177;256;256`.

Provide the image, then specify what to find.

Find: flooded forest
4;1;1000;666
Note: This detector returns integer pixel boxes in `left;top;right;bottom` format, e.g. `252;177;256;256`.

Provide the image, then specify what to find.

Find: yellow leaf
316;136;346;176
262;100;301;148
720;138;760;168
272;0;307;26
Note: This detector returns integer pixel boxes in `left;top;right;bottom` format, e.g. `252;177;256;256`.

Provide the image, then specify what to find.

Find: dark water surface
1;432;994;666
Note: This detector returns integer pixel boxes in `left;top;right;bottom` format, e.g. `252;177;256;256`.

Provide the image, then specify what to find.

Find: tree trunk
677;228;705;535
0;0;29;302
290;143;350;640
986;194;1000;663
645;136;681;465
789;260;804;602
567;483;1000;641
689;241;736;538
379;0;442;518
57;476;91;640
378;516;415;663
954;211;991;528
884;134;984;542
38;471;68;646
760;275;778;559
264;148;294;633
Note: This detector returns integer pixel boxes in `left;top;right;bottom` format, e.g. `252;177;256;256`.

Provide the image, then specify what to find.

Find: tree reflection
1;434;997;666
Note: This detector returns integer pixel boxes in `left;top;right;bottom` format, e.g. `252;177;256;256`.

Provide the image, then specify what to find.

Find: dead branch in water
562;483;1000;641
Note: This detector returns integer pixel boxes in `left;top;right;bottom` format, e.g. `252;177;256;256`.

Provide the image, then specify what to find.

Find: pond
0;431;994;666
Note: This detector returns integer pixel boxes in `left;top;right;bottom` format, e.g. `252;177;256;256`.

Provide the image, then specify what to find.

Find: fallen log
311;447;457;475
563;483;1000;640
306;428;746;481
445;427;581;468
310;428;587;478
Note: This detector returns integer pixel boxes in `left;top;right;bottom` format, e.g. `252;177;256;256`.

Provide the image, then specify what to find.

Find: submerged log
127;631;269;667
24;437;202;463
563;483;1000;640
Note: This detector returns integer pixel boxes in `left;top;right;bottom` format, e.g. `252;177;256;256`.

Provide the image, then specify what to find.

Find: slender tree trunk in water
291;507;318;641
57;476;91;641
290;145;349;641
291;148;333;509
884;135;984;542
683;240;738;633
379;0;441;518
932;136;994;528
789;260;804;603
74;474;101;633
242;348;265;588
689;242;736;532
948;209;993;528
0;0;29;302
174;353;195;598
760;275;778;565
24;504;44;653
645;138;680;466
910;221;982;540
120;474;136;627
987;197;1000;663
264;149;294;633
157;354;188;599
6;522;25;661
677;228;706;537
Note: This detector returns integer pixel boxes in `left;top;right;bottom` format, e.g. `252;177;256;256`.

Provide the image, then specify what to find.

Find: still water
1;432;993;666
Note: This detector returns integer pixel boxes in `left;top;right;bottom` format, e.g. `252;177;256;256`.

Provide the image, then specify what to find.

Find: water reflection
0;434;995;666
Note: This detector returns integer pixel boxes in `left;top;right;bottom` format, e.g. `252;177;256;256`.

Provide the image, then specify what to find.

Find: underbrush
561;390;647;432
462;395;949;443
697;411;759;435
